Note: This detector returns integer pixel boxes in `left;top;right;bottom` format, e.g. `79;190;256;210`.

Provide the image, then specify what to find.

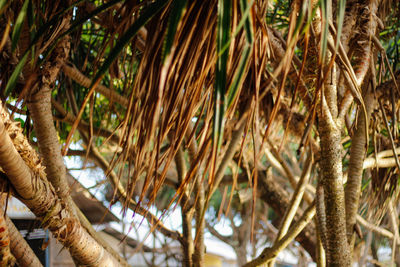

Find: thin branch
378;98;400;172
62;64;129;107
210;116;248;196
52;99;120;144
275;151;313;241
243;203;316;267
345;90;374;245
388;201;399;263
265;141;314;204
206;222;232;244
356;215;397;242
364;156;400;169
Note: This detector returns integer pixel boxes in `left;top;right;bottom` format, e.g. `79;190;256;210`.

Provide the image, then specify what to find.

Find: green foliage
11;0;29;52
266;0;290;30
4;53;28;98
162;0;188;63
213;0;231;158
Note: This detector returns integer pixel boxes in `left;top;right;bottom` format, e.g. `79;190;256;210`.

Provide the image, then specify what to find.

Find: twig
269;151;313;266
206;222;232;244
62;64;129;107
243;202;316;267
356;215;397;242
275;151;313;241
378;98;400;172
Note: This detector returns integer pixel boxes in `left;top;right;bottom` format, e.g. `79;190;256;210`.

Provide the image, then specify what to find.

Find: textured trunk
6;214;42;267
318;109;350;266
25;33;122;264
0;115;120;266
314;0;350;263
181;207;194;267
345;91;374;247
0;212;15;266
186;123;206;267
234;206;251;267
28;88;73;202
26;37;72;208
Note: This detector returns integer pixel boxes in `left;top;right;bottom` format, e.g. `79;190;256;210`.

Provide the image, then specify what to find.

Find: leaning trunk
0;109;120;266
6;213;42;267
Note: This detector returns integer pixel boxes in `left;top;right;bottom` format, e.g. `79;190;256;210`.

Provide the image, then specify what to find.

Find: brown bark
185;123;206;267
345;91;374;246
316;4;350;262
318;110;351;266
0;213;15;266
26;37;73;208
234;206;252;266
192;170;205;267
6;215;42;267
175;147;194;267
28;88;72;202
0;116;120;266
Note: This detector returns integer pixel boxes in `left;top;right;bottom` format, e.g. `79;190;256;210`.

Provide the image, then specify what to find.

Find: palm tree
0;0;400;266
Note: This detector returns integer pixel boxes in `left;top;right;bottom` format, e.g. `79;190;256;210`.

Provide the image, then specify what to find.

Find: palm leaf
239;0;253;44
0;0;7;11
320;0;328;64
11;0;29;52
3;0;87;95
336;0;346;49
4;53;28;97
218;0;253;57
213;0;231;160
162;0;188;63
227;44;251;108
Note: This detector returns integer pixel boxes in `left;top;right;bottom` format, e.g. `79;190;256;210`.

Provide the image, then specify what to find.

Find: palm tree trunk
318;101;351;266
345;91;374;247
0;116;120;266
26;37;73;209
0;212;15;266
6;214;42;267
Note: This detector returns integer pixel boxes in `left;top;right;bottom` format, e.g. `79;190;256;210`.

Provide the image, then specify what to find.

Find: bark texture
0;113;120;266
27;38;71;204
345;91;374;243
318;115;351;266
6;214;42;267
0;212;14;266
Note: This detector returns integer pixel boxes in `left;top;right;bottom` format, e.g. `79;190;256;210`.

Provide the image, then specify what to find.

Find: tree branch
62;64;129;107
243;203;316;267
0;112;120;266
6;213;42;267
